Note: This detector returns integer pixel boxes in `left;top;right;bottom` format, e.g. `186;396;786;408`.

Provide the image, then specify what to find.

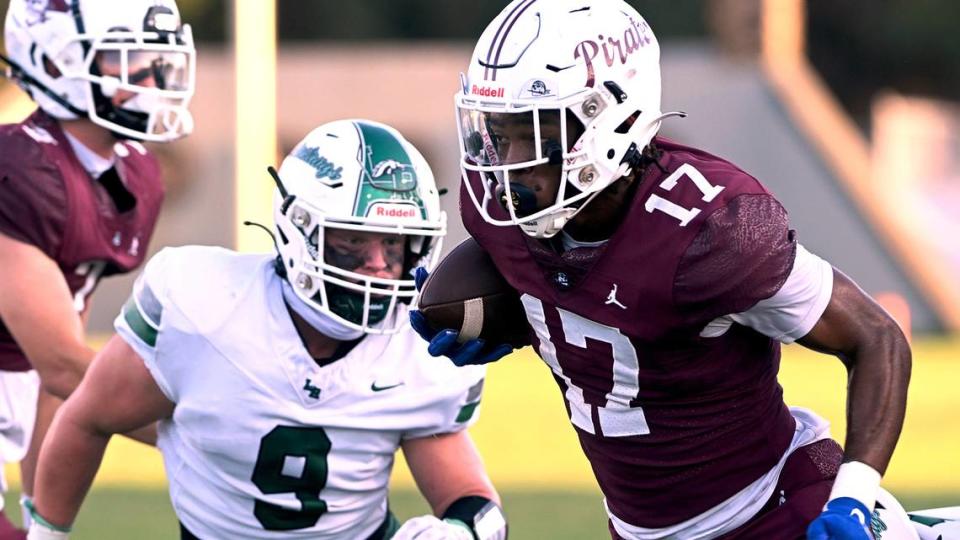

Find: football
418;237;530;347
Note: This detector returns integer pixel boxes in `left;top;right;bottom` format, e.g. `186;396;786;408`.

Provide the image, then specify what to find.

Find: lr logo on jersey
302;378;321;399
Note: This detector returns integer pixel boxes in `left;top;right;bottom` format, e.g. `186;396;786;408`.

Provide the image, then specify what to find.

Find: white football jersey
115;246;486;540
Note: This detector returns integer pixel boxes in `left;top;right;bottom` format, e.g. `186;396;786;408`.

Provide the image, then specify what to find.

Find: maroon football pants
608;439;843;540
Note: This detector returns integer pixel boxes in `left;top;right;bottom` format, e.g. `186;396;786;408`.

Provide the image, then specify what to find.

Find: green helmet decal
352;122;428;220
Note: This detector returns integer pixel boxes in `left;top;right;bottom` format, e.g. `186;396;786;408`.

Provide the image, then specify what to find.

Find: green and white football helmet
273;119;446;334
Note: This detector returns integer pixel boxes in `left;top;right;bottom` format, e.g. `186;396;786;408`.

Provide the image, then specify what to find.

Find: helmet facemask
284;205;441;332
85;32;196;141
458;102;602;238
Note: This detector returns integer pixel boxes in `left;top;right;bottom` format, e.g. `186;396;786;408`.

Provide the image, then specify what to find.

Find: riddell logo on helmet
369;203;419;220
471;85;506;98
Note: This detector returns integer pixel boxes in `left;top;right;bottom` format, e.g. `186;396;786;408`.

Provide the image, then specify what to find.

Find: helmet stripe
490;0;539;82
484;0;538;81
69;0;90;55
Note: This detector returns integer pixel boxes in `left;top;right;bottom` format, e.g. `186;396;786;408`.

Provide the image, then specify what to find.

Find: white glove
393;515;474;540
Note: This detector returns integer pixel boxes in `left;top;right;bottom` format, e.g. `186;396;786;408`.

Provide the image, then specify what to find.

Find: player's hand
410;267;513;366
393;515;473;540
807;497;874;540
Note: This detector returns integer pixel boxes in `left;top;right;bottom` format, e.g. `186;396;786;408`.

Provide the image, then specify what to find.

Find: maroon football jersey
462;137;799;528
0;110;164;371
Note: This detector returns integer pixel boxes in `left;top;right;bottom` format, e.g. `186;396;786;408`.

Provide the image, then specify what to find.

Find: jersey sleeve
114;248;177;401
674;193;798;324
729;244;833;343
402;364;487;440
0;141;67;258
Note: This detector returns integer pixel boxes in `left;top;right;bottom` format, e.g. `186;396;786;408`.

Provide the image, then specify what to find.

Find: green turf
3;488;610;539
4;488;956;538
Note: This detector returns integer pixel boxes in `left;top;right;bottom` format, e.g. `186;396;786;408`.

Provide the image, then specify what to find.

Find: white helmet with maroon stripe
456;0;672;238
2;0;196;141
273;119;446;334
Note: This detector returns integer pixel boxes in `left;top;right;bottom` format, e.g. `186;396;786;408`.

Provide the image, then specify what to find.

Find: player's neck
564;174;641;242
287;307;342;360
60;119;118;160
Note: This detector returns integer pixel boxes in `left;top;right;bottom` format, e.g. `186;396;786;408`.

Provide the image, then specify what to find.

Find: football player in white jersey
26;120;509;540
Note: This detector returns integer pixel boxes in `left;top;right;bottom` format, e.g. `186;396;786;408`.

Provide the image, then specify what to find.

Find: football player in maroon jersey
410;1;917;539
0;0;195;535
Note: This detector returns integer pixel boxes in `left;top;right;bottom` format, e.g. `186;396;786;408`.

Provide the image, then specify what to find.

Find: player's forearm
33;404;112;529
33;344;96;400
841;322;912;474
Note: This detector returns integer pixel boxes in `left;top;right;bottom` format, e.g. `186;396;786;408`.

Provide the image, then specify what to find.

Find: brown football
418;237;529;347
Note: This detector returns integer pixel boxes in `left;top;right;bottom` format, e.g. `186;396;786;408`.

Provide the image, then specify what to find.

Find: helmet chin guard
456;0;680;238
272;120;447;335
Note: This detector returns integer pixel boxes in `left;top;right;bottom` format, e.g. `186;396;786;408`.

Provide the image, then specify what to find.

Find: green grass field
4;488;611;539
7;488;599;538
4;337;958;537
3;488;957;539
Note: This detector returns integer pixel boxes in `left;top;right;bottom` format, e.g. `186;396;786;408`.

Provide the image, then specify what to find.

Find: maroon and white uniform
463;138;840;538
0;109;164;372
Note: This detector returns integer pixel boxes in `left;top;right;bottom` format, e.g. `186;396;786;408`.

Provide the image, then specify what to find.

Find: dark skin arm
796;268;912;474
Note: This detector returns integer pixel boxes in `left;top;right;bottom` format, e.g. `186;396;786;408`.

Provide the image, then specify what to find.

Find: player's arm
396;431;507;540
798;268;910;473
28;335;174;537
0;232;93;399
799;268;911;538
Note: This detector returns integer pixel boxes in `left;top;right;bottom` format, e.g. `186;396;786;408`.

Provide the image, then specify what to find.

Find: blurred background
2;0;959;537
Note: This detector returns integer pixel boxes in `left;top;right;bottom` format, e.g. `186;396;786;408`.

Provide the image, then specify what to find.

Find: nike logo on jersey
371;381;405;392
303;378;322;399
605;284;627;310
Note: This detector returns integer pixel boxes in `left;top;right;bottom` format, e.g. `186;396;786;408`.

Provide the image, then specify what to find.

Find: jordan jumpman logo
605;284;627;310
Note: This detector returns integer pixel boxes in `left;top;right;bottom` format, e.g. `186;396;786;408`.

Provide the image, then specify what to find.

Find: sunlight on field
779;335;960;496
6;336;958;499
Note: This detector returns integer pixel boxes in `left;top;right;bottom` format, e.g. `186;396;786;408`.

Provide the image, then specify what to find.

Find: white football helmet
273;120;447;334
871;488;922;540
2;0;196;142
907;506;960;540
456;0;676;238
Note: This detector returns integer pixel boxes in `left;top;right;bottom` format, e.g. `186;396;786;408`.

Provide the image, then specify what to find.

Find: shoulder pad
140;246;271;334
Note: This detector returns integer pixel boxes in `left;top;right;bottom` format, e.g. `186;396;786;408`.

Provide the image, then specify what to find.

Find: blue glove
409;267;514;367
807;497;874;540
